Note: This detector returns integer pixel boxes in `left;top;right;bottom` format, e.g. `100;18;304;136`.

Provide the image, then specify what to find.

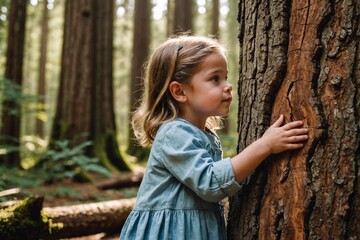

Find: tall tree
211;0;219;38
51;0;130;172
166;0;175;37
36;0;49;138
173;0;193;34
127;0;151;157
0;0;27;166
228;0;359;239
0;0;10;74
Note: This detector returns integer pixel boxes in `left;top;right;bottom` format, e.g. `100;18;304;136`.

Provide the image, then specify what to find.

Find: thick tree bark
0;0;27;166
228;0;359;239
0;196;135;240
51;0;130;172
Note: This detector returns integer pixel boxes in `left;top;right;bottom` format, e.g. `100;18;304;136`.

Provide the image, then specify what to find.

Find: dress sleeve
159;123;241;202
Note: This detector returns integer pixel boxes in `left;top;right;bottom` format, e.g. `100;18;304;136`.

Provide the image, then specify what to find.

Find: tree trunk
0;0;27;166
127;0;151;158
228;0;359;239
173;0;193;34
166;0;175;37
51;0;130;172
0;196;135;240
211;0;219;38
36;0;49;138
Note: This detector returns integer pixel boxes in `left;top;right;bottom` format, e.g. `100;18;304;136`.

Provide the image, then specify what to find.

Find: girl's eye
211;76;220;83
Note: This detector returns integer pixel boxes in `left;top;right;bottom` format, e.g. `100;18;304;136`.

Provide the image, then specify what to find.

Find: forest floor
5;169;144;240
26;170;142;208
32;175;140;239
29;177;138;208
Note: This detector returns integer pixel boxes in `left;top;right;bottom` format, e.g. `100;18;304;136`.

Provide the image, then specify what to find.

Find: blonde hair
132;35;226;147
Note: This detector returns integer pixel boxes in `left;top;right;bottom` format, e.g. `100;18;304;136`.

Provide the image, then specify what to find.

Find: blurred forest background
2;0;359;239
0;0;239;205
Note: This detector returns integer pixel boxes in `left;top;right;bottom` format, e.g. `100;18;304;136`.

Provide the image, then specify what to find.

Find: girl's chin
218;112;230;117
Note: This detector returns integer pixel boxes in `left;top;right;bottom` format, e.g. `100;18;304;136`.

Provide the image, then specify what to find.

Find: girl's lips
223;97;233;102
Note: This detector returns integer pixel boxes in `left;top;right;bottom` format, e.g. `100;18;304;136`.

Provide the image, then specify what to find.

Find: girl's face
181;52;233;128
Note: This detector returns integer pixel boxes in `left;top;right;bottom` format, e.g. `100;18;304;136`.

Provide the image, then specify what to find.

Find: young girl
120;35;308;239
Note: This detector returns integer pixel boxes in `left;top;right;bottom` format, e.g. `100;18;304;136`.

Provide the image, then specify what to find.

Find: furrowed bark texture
228;0;359;239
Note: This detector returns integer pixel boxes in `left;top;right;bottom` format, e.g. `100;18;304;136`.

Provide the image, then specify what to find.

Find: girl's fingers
287;135;308;142
282;120;304;130
287;128;309;136
272;114;284;128
286;143;304;149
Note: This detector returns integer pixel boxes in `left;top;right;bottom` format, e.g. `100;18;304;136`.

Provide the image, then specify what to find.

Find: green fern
39;139;111;183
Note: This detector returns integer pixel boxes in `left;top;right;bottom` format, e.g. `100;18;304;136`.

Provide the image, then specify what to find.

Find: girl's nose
225;82;233;93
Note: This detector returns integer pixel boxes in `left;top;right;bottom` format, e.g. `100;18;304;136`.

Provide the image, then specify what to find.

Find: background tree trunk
127;0;151;158
228;0;359;239
211;0;219;38
166;0;175;37
92;0;130;171
173;0;193;34
36;0;48;138
51;0;130;172
0;0;27;167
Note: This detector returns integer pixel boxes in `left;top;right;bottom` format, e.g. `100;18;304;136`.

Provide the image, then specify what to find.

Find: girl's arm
230;114;309;183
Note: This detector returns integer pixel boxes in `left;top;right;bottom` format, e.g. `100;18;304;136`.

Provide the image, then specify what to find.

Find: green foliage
128;146;150;163
43;186;81;200
121;187;139;199
0;139;112;195
0;136;20;156
218;132;238;158
0;78;43;116
0;166;42;191
21;135;47;169
39;139;111;183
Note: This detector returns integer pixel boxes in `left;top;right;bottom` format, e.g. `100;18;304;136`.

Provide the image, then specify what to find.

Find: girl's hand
261;114;309;154
230;114;308;182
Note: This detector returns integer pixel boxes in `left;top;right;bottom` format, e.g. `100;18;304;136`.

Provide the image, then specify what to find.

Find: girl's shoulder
158;118;202;138
156;118;220;145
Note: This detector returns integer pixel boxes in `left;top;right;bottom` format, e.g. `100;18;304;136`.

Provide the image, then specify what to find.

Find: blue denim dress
120;118;241;240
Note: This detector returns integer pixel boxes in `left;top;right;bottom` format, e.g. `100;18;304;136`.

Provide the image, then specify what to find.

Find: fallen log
96;172;143;190
0;196;49;240
0;188;21;197
0;196;136;240
0;200;20;209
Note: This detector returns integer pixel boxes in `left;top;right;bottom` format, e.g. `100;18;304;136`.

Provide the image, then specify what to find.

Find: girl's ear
169;81;187;103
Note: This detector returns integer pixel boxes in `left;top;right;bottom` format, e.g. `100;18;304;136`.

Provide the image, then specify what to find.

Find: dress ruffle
120;208;227;240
